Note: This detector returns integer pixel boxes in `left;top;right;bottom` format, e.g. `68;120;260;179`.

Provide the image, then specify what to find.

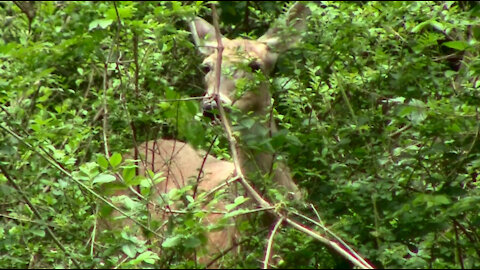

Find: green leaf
234;195;249;205
97;155;109;170
109;153;122;168
411;20;431;33
239;118;256;129
122;244;137;258
31;229;45;237
93;173;116;184
122;166;136;183
121;195;139;210
184;236;202;248
105;5;136;20
223;208;251;219
88;19;113;30
162;235;182;248
445;70;457;78
136;251;159;264
225;196;249;211
442;41;468;51
408;100;427;125
429;20;444;31
433;195;451;205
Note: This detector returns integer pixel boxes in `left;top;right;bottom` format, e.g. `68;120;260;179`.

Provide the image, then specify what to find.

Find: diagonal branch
209;4;374;269
263;217;285;269
210;4;272;209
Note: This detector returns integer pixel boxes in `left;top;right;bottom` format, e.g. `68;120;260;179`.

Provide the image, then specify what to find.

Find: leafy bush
1;1;480;268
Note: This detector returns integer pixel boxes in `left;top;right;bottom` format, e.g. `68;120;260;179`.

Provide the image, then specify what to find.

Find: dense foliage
1;1;479;268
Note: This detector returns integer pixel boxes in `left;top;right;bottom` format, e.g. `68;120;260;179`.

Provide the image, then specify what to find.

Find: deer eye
249;62;261;72
201;64;211;74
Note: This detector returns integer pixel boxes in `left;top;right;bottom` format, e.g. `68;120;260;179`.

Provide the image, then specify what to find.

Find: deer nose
202;96;217;111
202;96;218;119
202;95;232;119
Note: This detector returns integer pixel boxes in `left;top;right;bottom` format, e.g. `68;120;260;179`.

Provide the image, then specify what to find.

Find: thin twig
453;220;465;269
203;175;240;198
0;213;54;227
90;204;98;257
310;203;325;227
102;59;110;159
335;73;357;125
285;217;373;269
389;124;412;138
292;210;373;269
194;135;219;198
263;217;284;269
372;194;382;249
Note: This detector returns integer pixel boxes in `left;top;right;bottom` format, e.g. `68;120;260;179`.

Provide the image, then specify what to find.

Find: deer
191;2;309;200
98;2;310;268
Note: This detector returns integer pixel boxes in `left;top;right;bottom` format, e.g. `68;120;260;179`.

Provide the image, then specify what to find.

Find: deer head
190;2;310;116
189;3;310;200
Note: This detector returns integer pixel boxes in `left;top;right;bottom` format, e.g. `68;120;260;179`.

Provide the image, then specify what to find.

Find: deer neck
233;83;302;200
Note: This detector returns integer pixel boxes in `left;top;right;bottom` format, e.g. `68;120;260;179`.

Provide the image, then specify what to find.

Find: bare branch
263;217;285;269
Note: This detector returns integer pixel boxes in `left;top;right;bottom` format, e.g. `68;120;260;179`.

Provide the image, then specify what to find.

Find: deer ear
189;17;221;55
258;2;310;53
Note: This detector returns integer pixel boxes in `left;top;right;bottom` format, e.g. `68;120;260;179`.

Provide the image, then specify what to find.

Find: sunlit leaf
92;173;116;184
109;153;122;168
442;41;468;51
88;19;113;30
